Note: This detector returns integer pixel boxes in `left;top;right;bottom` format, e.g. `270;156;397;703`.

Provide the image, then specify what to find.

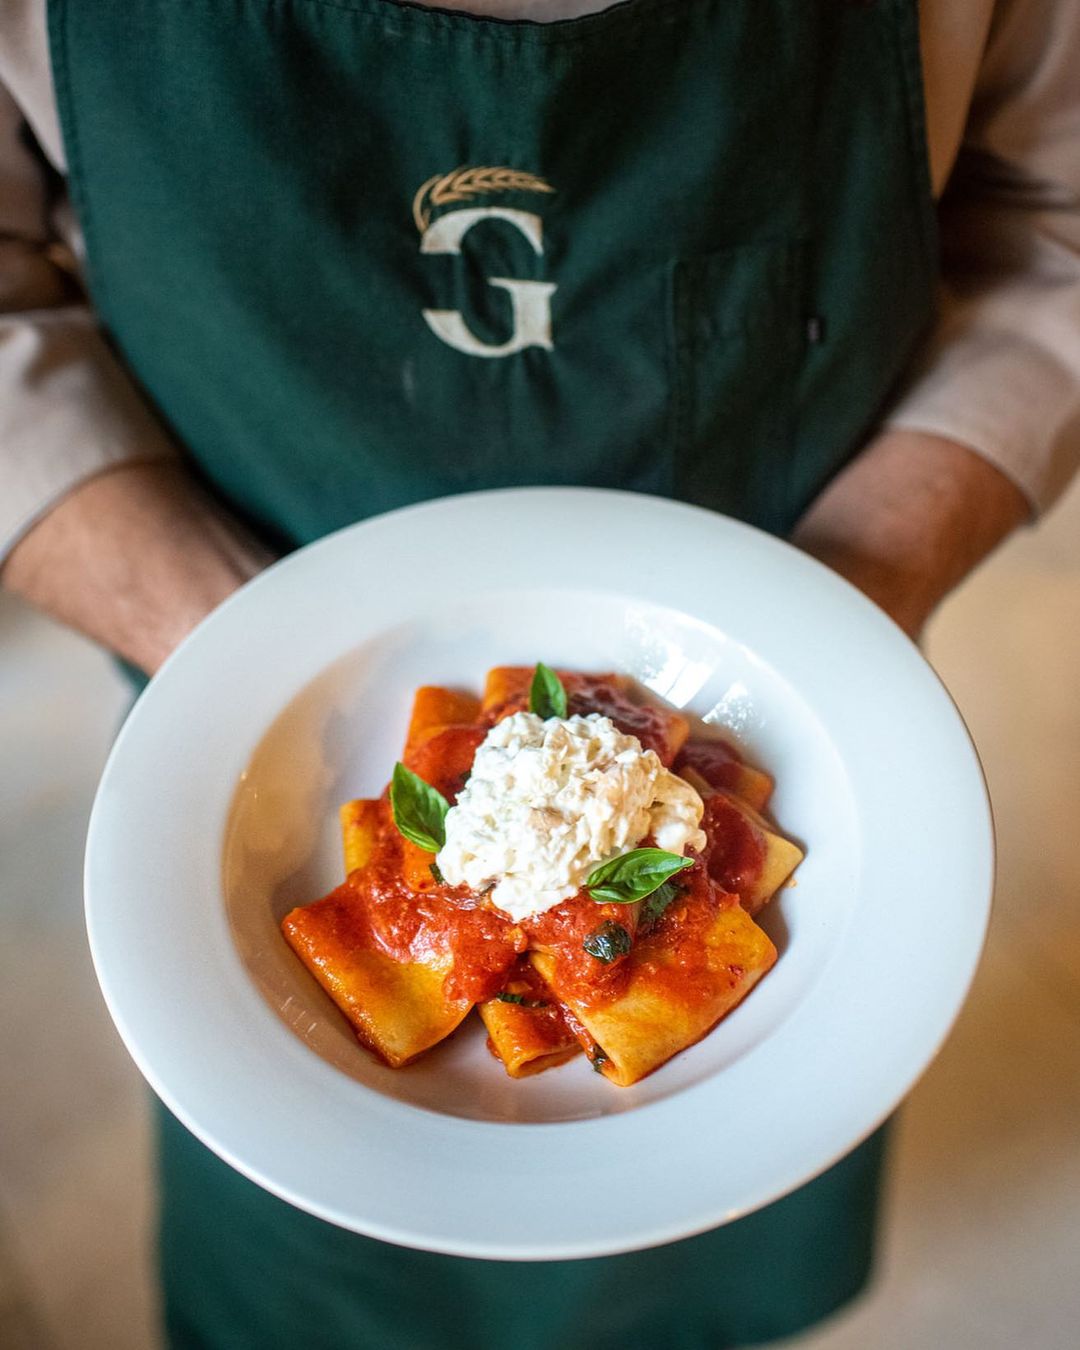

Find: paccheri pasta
282;666;802;1086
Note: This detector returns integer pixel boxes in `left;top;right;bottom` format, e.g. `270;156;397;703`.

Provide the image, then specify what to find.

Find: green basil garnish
640;878;685;927
582;919;633;964
429;860;446;885
390;762;450;853
585;848;693;905
590;1046;610;1073
529;662;568;720
495;991;549;1009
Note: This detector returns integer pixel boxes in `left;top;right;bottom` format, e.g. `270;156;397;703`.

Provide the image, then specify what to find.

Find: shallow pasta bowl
84;487;993;1259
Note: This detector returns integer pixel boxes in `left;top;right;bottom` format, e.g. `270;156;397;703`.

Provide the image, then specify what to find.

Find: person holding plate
1;0;1078;1346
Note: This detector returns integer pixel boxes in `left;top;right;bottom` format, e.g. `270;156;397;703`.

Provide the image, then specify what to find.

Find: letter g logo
413;168;557;360
421;208;556;359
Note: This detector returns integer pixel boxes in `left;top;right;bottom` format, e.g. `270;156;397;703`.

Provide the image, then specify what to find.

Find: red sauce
628;866;743;1011
524;860;742;1013
486;671;683;765
484;956;576;1062
331;804;525;1004
675;738;744;791
557;1003;606;1068
496;955;562;1006
699;792;766;896
403;724;486;804
522;893;642;1003
565;674;680;765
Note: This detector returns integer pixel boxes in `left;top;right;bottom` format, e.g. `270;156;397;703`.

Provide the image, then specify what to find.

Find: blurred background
1;483;1078;1350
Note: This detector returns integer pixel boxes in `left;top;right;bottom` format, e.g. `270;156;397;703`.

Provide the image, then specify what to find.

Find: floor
1;484;1078;1350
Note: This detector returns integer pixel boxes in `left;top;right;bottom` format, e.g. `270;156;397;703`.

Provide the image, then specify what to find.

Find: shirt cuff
0;306;179;561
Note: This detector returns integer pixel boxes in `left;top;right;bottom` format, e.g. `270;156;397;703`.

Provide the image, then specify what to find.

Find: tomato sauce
522;893;642;1003
483;956;576;1064
557;1003;608;1070
319;804;525;1004
403;724;485;803
486;670;684;765
565;674;682;765
675;738;743;791
629;865;742;1011
699;792;766;896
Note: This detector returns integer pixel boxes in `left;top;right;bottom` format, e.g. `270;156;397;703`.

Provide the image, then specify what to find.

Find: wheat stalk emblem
413;165;555;233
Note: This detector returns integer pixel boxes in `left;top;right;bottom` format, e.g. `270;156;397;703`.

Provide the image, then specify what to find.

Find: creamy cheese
436;711;706;923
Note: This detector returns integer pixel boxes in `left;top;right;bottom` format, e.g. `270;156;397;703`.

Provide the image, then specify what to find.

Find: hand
1;460;275;674
790;430;1031;640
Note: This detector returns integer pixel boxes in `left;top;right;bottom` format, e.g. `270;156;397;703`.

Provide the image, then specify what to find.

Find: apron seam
892;0;939;287
252;0;704;45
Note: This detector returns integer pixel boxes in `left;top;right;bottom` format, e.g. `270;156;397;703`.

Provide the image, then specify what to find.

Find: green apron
51;0;936;1343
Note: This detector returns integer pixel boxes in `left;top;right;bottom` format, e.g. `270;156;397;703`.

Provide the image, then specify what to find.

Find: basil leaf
495;991;549;1009
529;662;568;720
590;1046;610;1073
585;848;693;905
429;861;446;885
390;762;450;853
582;920;633;964
641;878;684;927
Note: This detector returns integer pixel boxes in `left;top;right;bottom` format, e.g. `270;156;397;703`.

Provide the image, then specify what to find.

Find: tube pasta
283;887;472;1068
530;901;777;1087
478;961;581;1077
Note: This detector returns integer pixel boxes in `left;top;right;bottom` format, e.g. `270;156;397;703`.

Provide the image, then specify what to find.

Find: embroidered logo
412;166;555;234
415;166;557;359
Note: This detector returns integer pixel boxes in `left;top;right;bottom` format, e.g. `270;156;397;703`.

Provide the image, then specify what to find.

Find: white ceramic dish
85;487;993;1259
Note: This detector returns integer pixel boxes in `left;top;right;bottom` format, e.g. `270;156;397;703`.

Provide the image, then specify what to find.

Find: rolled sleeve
0;306;180;556
0;85;177;563
883;0;1080;513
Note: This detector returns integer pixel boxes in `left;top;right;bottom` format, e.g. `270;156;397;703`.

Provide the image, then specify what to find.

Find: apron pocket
673;240;808;532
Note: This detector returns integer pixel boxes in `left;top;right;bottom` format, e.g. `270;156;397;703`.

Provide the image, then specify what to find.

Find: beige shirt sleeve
883;0;1080;511
0;82;178;561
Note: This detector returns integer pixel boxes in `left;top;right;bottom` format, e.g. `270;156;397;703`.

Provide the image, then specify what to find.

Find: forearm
791;430;1031;638
1;461;275;675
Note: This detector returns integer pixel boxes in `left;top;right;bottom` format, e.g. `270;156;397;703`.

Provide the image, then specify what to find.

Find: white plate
85;487;992;1259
